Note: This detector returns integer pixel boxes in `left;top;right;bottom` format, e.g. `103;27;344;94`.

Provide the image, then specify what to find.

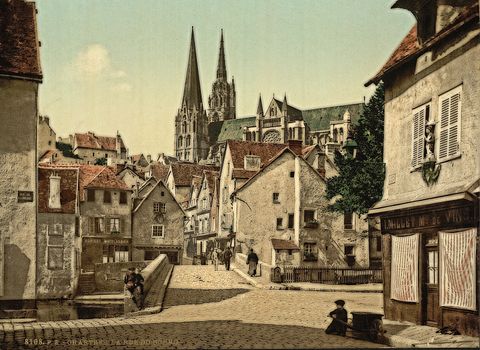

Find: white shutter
438;86;461;161
411;105;427;168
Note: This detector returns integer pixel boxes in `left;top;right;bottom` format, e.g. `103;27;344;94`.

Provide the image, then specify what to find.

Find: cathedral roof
181;27;203;110
0;0;42;80
302;102;364;131
208;116;256;143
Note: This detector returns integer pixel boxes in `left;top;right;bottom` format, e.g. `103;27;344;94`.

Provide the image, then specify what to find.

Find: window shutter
89;217;95;234
412;106;427;168
439;87;461;161
120;218;124;234
105;217;111;233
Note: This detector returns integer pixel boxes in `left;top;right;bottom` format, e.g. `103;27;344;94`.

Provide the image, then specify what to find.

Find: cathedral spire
257;94;264;117
216;29;227;80
182;27;203;109
282;94;288;115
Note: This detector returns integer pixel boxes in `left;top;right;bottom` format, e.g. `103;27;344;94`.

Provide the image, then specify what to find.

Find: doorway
424;245;439;326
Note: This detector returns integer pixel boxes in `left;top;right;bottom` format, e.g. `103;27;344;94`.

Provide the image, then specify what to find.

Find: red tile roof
227;140;292;169
232;169;257;179
38;166;79;214
367;4;478;86
78;165;129;199
271;239;300;250
74;132;126;151
149;163;170;182
170;162;219;187
0;0;42;80
203;170;218;192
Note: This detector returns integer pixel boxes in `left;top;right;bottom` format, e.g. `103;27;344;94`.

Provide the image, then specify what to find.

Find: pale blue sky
36;0;414;156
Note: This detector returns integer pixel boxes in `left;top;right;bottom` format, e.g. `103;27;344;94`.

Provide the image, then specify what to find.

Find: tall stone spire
216;29;227;80
182;27;203;109
257;94;264;117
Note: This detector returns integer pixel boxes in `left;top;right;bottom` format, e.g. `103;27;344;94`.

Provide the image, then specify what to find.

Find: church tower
174;28;209;162
207;29;236;123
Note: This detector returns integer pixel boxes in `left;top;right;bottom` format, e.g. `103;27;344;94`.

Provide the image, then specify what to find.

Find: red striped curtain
391;234;419;302
439;228;477;311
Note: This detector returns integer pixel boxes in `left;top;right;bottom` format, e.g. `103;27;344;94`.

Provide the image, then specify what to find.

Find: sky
36;0;415;156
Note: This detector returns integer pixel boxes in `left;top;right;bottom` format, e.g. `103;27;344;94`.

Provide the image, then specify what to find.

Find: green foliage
56;142;82;159
325;83;385;215
95;157;107;166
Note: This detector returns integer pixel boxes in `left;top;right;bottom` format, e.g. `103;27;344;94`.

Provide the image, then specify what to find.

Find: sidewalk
382;319;479;348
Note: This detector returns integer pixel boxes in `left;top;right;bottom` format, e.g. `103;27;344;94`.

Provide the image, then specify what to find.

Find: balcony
304;220;319;229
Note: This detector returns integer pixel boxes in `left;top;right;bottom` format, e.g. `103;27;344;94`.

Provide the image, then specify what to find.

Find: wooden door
425;247;439;325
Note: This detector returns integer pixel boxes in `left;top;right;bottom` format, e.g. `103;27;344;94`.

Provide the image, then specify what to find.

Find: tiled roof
366;3;478;86
232;169;257;179
0;0;42;80
272;98;303;121
227;140;300;169
38;165;79;214
74;132;126;151
149;163;169;182
208;116;256;143
171;163;219;187
203;170;218;192
271;239;300;250
302;103;364;131
78;165;129;199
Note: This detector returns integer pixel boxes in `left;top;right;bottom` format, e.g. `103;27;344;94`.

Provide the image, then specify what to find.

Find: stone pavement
1;265;385;349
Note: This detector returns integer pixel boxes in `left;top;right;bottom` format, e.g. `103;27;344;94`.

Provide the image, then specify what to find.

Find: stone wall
37;116;56;161
0;78;38;302
37;214;79;298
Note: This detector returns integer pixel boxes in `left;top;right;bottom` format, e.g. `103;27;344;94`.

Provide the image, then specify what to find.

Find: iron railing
275;266;382;284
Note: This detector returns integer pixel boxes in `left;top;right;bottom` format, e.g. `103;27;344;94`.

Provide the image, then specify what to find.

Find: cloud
73;44;110;77
113;82;132;92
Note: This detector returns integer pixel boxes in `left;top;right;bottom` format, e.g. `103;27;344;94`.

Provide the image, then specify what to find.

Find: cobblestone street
1;266;385;349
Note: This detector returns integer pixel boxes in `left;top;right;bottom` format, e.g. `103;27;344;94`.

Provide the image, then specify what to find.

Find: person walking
212;248;219;271
325;299;348;336
246;248;259;277
223;246;233;271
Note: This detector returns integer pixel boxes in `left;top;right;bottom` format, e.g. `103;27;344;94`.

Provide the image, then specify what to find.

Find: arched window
178;136;183;147
182;121;187;134
246;132;251;141
186;135;191;147
339;128;344;143
270;108;275;116
193;121;196;133
333;129;338;142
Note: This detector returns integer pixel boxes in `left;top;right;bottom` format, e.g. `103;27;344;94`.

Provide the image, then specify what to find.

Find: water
36;300;124;321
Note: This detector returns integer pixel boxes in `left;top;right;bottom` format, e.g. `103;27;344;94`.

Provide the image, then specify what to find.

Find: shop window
288;214;294;229
119;191;128;204
114;246;129;262
152;225;165;238
103;190;111;204
272;192;280;203
103;245;129;263
344;212;353;230
87;189;95;202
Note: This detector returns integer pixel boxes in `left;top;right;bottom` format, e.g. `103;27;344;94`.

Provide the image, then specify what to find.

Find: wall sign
17;191;34;203
382;206;474;232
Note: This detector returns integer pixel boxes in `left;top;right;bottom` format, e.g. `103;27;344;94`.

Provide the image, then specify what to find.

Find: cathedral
174;28;364;163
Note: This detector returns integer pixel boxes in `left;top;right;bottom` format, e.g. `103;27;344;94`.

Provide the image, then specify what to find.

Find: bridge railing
273;266;383;284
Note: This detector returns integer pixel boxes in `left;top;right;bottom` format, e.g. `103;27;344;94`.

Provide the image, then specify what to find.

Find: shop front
81;237;131;272
372;195;479;337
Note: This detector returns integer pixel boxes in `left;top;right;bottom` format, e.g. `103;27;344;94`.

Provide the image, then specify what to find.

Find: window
289;171;294;178
105;153;108;158
272;192;279;203
75;217;80;237
427;250;438;285
276;218;283;229
144;250;160;261
411;103;429;168
304;210;315;223
152;225;164;238
95;217;104;234
103;245;129;263
344;245;355;256
344;212;353;230
110;218;120;233
304;242;318;261
202;197;207;210
178;136;183;147
114;246;129;262
154;202;166;213
87;189;95;202
376;236;382;252
47;224;64;270
119;191;127;204
92;152;95;156
438;86;461;162
161;191;164;196
288;214;294;229
103;190;111;204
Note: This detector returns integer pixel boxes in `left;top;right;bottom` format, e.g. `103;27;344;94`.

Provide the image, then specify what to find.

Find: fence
275;266;382;284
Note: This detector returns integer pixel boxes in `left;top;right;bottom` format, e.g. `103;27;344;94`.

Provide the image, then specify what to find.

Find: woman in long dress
246;248;259;276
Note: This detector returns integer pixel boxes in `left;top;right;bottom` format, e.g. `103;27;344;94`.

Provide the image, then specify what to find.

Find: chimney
287;140;303;154
147;154;152;163
48;173;61;209
244;155;261;171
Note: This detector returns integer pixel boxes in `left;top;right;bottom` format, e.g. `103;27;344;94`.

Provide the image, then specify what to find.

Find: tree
325;83;385;215
95;157;107;166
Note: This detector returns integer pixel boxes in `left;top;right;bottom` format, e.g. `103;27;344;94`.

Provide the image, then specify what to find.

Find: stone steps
77;273;96;295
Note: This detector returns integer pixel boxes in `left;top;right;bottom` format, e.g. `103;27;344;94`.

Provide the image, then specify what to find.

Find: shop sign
382;206;474;231
17;191;34;203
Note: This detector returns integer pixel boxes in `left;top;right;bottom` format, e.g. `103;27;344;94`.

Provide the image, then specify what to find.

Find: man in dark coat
246;248;259;276
134;268;145;309
325;299;348;336
223;247;233;271
124;267;136;294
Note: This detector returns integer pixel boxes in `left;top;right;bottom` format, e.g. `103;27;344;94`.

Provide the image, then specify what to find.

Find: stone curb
231;267;286;290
